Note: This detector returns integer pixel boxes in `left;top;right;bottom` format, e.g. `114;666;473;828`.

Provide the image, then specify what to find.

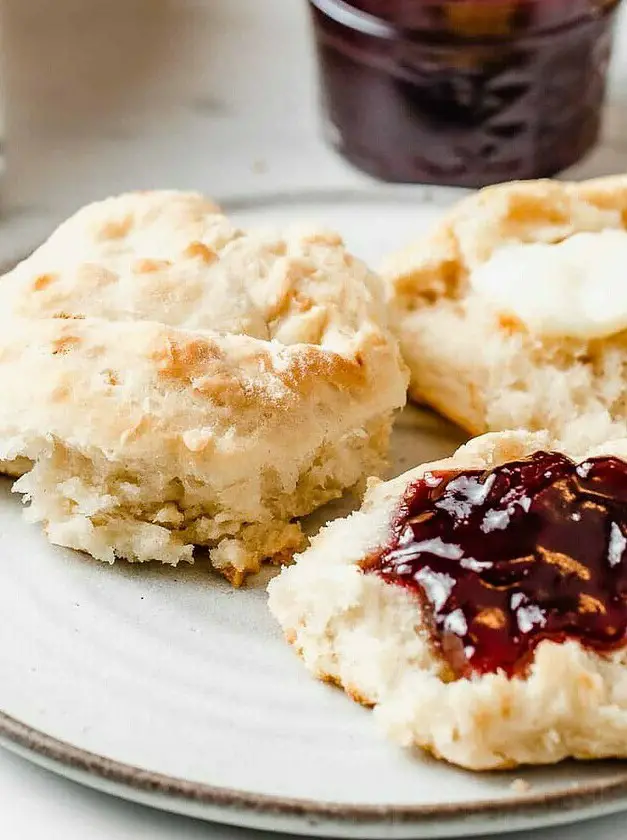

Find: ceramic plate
2;189;627;839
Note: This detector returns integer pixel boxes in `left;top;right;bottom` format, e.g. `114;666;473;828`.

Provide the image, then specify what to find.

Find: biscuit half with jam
269;430;627;769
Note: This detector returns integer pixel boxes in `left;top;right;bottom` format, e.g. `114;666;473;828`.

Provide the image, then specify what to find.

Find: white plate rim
2;707;627;838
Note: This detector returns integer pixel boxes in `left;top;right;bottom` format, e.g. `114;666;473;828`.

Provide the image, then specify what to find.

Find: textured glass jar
308;0;621;186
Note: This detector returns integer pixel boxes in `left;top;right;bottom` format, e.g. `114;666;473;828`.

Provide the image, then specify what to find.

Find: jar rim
309;0;395;38
308;0;619;39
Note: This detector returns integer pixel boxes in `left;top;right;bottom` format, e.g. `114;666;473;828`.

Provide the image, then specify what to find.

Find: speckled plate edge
2;708;627;838
2;185;627;838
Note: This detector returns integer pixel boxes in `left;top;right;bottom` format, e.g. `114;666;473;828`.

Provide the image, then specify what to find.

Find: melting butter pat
470;229;627;339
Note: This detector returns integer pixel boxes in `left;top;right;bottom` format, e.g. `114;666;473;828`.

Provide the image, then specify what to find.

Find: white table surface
1;1;627;837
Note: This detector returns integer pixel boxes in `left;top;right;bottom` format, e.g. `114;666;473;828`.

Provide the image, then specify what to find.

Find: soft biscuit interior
383;176;627;452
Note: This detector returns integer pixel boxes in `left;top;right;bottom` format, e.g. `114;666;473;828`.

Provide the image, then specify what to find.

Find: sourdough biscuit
383;175;627;452
269;431;627;769
0;192;408;583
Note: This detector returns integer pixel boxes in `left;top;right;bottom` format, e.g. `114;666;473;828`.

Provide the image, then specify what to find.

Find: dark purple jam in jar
308;0;621;186
363;452;627;678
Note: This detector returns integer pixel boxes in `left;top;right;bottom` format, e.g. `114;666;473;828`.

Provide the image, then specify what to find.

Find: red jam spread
363;452;627;677
309;0;621;186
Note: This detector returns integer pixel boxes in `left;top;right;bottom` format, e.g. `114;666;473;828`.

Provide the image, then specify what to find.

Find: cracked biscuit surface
384;175;627;452
0;191;408;583
269;431;627;769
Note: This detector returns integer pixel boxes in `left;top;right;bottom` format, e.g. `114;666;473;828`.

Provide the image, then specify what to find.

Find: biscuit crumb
510;778;531;794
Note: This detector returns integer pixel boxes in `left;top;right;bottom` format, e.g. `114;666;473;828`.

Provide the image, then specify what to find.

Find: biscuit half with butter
269;430;627;769
383;175;627;451
0;191;408;584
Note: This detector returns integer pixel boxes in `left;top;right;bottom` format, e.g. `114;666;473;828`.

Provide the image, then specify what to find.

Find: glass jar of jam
308;0;622;186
